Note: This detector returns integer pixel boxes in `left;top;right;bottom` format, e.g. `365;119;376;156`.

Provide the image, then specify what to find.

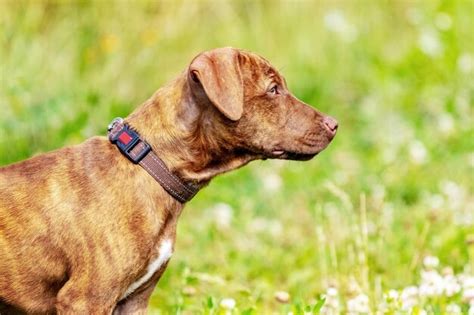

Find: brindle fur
0;48;337;314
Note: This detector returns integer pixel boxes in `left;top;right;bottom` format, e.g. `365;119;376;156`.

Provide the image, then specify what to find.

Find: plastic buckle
110;125;151;164
107;117;124;133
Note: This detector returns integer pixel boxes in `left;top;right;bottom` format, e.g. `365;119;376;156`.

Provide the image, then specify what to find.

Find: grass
1;1;473;314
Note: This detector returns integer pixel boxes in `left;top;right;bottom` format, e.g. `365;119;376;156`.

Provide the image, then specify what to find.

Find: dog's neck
126;74;256;187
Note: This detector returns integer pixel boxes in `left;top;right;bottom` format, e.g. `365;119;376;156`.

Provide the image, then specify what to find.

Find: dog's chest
121;238;174;299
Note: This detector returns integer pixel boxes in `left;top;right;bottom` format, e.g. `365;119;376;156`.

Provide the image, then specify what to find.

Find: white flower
274;291;290;303
347;294;370;314
446;303;462;314
462;275;474;289
458;53;474;74
182;286;197;296
442;266;454;276
380;289;399;313
469;303;474;315
324;10;347;32
371;184;386;203
441;181;463;200
388;289;399;301
423;256;440;269
323;9;358;42
193;272;225;285
418;28;443;57
321;287;341;315
435;12;452;30
438;113;455;135
402;286;418;297
419;270;444;297
400;286;419;310
211;203;233;229
444;274;461;297
261;172;282;193
426;194;444;209
440;181;466;211
464;288;474;303
409;140;428;164
248;217;282;237
459;274;474;303
376;302;388;314
327;287;339;297
220;298;236;310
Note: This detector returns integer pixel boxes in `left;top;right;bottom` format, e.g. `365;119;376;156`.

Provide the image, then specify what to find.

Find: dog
0;47;338;314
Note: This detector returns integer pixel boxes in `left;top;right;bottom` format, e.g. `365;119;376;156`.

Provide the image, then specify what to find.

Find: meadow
0;1;473;314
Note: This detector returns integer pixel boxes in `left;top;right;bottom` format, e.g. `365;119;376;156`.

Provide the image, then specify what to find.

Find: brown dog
0;47;337;314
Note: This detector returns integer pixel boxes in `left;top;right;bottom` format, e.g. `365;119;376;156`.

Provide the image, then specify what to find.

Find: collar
107;117;199;203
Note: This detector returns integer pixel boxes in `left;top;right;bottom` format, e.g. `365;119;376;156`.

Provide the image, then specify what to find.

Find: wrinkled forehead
238;51;285;93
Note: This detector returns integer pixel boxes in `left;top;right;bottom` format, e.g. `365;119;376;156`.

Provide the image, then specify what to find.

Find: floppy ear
189;47;244;121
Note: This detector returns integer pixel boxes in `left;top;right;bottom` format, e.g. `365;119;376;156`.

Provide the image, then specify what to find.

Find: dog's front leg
113;284;155;315
113;263;168;315
55;276;119;315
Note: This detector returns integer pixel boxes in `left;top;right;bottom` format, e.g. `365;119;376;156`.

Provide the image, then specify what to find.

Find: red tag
118;131;133;145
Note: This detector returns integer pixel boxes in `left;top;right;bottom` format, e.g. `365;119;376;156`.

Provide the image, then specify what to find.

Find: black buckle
110;125;151;163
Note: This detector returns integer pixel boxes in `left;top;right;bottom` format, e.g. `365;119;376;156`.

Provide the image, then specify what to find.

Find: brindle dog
0;47;337;314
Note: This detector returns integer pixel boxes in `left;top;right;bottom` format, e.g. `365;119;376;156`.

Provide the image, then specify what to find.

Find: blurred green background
1;1;473;314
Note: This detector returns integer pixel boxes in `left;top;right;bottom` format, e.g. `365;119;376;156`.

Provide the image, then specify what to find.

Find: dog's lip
283;151;318;161
271;150;285;156
269;149;319;161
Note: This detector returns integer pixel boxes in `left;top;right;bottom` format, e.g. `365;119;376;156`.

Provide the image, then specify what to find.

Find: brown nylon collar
107;118;199;203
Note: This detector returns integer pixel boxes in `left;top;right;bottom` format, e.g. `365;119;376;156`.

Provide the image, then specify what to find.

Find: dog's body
0;48;337;314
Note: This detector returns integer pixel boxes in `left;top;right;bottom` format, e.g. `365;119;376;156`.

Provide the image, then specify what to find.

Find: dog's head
187;47;337;163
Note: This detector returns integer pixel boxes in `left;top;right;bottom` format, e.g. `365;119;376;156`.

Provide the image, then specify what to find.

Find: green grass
1;1;473;314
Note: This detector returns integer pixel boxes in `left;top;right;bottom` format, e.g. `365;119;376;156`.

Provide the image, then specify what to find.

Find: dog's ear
189;48;244;121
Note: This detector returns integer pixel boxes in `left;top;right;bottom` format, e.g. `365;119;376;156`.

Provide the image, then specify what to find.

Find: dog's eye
268;85;279;95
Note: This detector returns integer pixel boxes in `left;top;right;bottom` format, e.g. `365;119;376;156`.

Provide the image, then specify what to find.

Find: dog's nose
323;116;338;136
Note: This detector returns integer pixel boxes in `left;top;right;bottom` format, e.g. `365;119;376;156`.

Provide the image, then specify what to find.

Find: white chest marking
121;239;173;299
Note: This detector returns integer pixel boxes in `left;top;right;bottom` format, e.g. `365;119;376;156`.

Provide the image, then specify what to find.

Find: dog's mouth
269;149;318;161
267;134;337;161
260;137;333;161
